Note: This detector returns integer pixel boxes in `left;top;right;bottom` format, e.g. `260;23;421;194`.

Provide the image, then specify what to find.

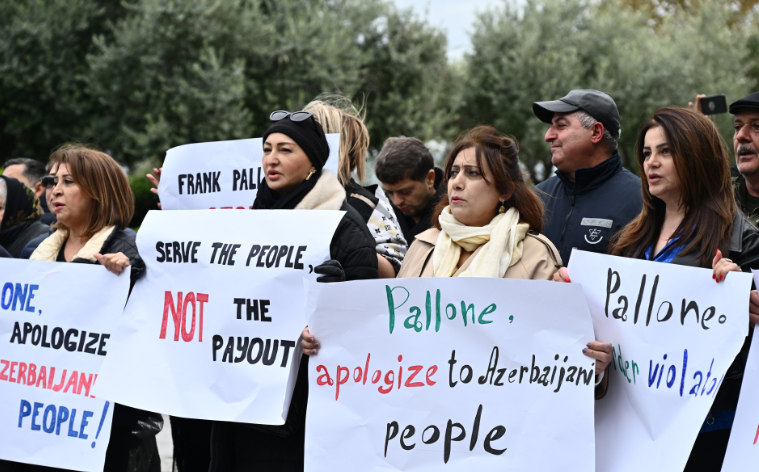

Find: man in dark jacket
375;137;444;242
728;91;759;226
533;89;643;265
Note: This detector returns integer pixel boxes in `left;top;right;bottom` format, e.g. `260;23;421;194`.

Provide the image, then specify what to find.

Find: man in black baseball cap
532;89;642;265
729;91;759;227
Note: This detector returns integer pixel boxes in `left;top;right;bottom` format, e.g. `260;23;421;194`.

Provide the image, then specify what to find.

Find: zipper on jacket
558;190;576;254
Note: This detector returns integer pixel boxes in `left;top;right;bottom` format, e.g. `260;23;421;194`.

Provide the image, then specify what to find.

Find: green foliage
459;0;754;180
0;0;125;162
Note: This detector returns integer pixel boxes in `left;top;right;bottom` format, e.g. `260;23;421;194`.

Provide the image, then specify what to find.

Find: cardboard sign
158;134;340;210
568;250;751;472
304;278;596;471
0;259;129;471
94;209;343;424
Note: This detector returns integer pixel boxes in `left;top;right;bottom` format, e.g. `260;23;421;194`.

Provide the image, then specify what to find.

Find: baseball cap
729;91;759;114
533;89;621;139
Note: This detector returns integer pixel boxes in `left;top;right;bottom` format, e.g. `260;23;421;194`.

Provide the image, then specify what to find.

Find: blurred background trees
1;0;758;222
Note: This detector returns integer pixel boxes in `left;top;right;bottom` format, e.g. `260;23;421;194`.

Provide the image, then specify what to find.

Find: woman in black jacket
208;111;378;471
10;144;161;472
0;176;49;257
559;107;759;471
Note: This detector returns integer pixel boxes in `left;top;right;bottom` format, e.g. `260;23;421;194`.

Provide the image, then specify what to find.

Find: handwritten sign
158;134;340;210
0;259;128;471
568;250;751;472
94;209;342;424
720;270;759;471
303;278;596;471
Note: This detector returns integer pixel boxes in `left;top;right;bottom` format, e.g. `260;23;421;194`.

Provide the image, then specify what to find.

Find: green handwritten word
612;344;639;384
385;285;497;334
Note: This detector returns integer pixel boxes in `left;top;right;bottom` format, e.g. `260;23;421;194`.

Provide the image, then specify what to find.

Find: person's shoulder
612;167;642;186
523;232;562;267
535;175;562;192
104;227;139;257
335;201;375;247
20;229;56;259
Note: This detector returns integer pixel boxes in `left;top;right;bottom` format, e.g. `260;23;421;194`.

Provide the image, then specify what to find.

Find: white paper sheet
94;209;342;424
720;270;759;471
303;277;596;471
157;134;340;210
568;249;751;472
0;259;128;471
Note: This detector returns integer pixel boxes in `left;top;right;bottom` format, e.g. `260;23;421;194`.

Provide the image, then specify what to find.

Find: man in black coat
532;89;643;265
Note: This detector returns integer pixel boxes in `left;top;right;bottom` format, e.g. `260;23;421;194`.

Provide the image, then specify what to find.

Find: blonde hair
303;94;369;185
48;144;134;239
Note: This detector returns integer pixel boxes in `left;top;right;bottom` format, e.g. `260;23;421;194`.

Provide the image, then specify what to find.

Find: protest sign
303;278;596;472
0;259;129;471
157;134;340;210
567;249;751;472
720;270;759;471
94;209;342;424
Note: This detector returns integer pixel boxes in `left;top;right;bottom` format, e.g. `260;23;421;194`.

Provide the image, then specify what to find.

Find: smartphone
701;94;728;115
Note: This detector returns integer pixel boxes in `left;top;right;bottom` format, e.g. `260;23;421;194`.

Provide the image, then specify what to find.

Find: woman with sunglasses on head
556;107;759;470
208;110;377;472
7;144;163;472
304;95;408;278
0;175;49;257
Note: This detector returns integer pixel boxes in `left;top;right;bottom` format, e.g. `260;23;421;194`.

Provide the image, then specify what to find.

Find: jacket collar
416;227;440;245
30;225;117;262
556;152;623;195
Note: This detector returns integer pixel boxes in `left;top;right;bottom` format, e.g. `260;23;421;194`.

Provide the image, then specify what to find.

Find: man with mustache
730;92;759;226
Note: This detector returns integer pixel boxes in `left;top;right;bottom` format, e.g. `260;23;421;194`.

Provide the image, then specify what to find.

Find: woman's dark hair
608;107;736;267
48;144;135;239
431;126;543;232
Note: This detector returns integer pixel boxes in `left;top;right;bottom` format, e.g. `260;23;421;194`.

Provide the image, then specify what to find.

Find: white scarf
294;170;345;211
29;226;116;262
432;206;529;278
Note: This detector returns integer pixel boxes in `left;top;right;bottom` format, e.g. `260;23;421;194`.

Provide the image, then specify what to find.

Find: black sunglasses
40;175;56;189
269;110;314;122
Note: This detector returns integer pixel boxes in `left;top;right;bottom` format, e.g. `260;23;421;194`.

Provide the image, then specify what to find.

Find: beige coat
397;227;562;279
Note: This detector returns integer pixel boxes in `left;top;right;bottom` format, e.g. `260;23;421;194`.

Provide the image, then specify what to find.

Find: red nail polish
712;274;715;279
565;278;570;283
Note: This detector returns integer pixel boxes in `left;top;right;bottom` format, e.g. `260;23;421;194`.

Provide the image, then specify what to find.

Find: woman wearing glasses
11;144;163;472
208;110;378;471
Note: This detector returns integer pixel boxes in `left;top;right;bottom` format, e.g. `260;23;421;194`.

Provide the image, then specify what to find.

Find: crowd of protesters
2;89;759;472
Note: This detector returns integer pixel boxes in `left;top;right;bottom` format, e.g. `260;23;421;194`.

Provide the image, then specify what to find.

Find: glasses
269;110;314;122
40;175;56;189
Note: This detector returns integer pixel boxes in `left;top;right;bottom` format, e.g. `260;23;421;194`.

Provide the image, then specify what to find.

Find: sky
391;0;502;60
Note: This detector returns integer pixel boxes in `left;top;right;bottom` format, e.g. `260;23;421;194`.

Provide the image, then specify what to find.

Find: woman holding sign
558;107;759;471
208;111;377;471
15;144;163;472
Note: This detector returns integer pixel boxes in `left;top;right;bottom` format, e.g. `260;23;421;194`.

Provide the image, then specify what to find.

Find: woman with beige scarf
394;126;612;393
397;126;560;280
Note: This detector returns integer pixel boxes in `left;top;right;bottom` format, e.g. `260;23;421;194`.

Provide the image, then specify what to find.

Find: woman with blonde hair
304;95;407;278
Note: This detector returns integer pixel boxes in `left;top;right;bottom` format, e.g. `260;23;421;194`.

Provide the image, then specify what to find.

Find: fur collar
30;225;116;262
294;170;346;211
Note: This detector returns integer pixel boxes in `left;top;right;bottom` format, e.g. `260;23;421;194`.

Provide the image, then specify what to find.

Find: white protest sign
567;249;751;472
94;209;343;424
304;278;596;472
0;259;128;471
720;270;759;471
158;134;340;210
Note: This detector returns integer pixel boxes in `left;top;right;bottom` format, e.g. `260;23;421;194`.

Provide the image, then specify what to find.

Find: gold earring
305;169;315;181
498;202;505;214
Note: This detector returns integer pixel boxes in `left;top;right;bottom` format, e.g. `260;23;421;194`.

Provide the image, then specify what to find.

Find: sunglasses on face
40;175;56;189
